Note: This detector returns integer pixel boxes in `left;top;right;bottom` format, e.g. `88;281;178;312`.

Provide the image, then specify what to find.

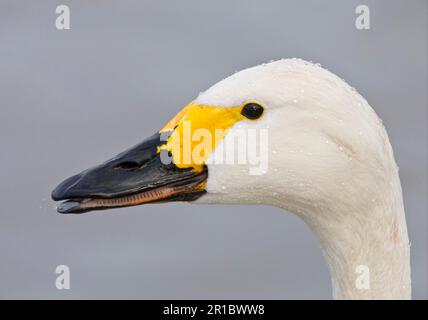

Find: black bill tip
52;132;208;214
56;200;84;214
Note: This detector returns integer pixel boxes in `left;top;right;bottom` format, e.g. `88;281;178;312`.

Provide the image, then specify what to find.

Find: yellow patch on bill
158;103;244;171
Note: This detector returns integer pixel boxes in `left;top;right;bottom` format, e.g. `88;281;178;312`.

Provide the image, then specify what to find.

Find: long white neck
196;59;412;299
299;173;411;299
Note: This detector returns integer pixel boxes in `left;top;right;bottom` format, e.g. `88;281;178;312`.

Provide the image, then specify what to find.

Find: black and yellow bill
51;103;246;213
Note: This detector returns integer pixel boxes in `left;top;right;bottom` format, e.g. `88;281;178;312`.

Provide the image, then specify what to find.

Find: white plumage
195;59;411;299
52;58;411;299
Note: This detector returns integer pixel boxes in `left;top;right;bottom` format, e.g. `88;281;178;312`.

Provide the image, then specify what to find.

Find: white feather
195;59;411;299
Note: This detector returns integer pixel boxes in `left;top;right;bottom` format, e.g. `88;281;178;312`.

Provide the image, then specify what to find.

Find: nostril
115;161;140;170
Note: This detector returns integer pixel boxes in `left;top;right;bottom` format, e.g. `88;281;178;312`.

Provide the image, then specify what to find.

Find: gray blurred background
0;0;426;299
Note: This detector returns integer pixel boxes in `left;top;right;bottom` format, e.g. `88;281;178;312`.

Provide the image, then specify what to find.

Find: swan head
51;59;411;300
52;59;394;218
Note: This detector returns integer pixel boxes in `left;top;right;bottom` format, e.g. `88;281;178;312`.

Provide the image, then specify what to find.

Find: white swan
52;59;411;299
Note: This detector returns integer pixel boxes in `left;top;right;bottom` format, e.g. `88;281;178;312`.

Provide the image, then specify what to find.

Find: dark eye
241;103;264;120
